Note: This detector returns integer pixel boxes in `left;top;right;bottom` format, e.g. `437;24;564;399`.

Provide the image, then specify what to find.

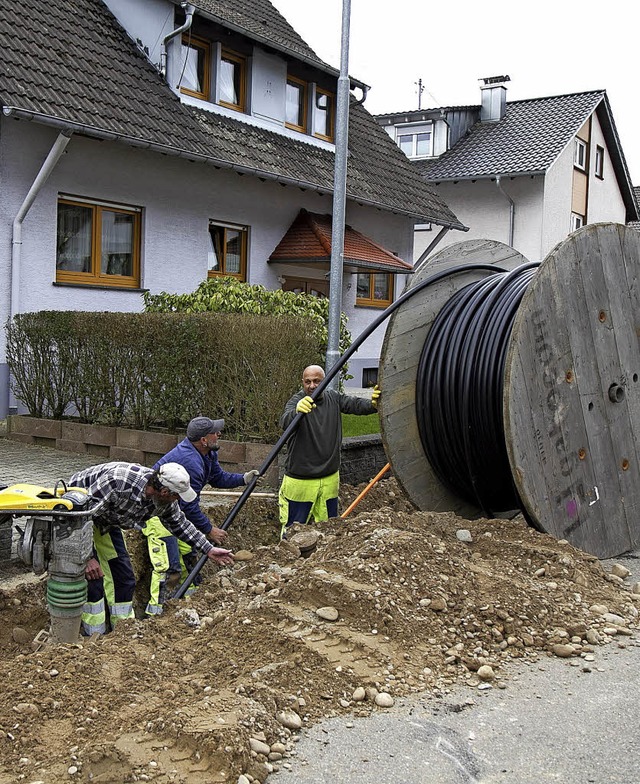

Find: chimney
479;75;510;122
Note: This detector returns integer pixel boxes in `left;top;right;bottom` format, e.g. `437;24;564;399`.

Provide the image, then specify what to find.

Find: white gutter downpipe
9;130;72;413
495;175;515;247
161;2;195;77
11;131;72;321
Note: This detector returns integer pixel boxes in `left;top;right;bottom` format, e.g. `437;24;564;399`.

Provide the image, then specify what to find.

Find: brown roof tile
269;210;413;273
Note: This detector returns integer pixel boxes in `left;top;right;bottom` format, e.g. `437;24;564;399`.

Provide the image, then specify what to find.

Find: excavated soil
0;478;637;784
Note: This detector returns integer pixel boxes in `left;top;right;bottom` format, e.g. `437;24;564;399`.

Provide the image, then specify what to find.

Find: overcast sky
270;0;640;186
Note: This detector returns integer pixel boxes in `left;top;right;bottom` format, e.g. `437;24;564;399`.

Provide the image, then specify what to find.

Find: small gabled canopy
269;210;413;274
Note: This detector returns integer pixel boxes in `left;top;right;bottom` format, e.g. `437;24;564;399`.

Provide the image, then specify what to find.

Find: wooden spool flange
379;224;640;558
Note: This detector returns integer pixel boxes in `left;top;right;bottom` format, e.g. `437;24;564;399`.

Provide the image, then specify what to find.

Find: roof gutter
3;106;465;229
428;169;546;183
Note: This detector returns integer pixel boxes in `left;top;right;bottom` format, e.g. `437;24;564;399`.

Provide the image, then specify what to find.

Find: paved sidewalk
0;433;98;488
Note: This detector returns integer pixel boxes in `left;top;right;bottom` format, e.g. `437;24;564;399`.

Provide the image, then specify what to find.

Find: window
595;145;604;179
208;221;248;280
396;124;433;158
571;213;585;232
362;367;378;387
219;49;246;111
56;197;141;287
313;87;334;141
286;76;307;132
574;138;587;171
180;35;210;100
356;273;394;307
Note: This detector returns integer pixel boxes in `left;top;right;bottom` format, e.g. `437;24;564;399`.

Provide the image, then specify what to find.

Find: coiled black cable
416;263;539;516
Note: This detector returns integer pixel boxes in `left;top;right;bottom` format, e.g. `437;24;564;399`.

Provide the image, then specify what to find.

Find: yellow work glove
371;384;381;408
296;395;316;414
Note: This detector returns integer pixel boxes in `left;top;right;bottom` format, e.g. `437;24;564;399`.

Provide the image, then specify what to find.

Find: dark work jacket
280;388;376;479
153;438;244;534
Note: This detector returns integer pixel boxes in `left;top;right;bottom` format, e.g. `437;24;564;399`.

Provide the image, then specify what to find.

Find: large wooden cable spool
379;224;640;558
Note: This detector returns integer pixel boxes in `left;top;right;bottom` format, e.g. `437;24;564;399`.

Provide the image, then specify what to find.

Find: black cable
173;261;510;598
416;263;538;516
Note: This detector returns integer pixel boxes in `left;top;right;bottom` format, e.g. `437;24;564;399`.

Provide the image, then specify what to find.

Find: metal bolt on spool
379;223;640;558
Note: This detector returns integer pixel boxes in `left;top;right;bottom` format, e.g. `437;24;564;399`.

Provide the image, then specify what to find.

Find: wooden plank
505;223;640;556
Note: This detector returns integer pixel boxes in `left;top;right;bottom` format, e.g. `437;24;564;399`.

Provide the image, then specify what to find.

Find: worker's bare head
302;365;325;396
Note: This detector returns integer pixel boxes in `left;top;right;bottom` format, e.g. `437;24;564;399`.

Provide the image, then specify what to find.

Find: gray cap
187;416;225;440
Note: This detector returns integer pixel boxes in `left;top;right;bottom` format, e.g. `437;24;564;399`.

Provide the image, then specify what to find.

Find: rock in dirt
316;606;339;621
276;710;302;730
11;627;31;644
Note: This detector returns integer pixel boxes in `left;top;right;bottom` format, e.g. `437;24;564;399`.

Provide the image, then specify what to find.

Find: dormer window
180;35;210;100
396;123;433;158
313;88;334;141
286;76;307;132
219;49;246;112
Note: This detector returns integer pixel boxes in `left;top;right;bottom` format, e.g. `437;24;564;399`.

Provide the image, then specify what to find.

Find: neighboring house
0;0;464;418
376;77;638;264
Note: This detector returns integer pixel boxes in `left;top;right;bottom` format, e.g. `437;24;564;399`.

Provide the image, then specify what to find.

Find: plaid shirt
69;462;213;554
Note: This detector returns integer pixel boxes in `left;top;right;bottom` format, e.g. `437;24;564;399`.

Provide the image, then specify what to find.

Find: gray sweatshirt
280;388;376;479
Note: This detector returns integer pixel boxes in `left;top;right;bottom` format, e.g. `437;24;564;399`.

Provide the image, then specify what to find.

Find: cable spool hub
380;224;640;558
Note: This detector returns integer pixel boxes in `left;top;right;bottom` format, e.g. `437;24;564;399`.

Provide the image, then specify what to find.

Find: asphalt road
273;553;640;784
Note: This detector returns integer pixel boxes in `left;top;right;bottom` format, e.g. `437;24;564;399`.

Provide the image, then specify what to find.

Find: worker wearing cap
143;417;261;615
69;461;234;635
279;365;380;537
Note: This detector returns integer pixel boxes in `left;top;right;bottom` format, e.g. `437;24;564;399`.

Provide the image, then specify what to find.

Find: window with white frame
396;123;433;158
574;138;587;171
571;213;585;232
595;145;604;179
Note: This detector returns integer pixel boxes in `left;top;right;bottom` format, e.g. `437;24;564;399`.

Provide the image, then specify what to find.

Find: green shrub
6;310;321;441
143;276;352;382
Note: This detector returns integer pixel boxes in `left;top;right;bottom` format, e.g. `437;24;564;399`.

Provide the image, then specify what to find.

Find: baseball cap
158;463;197;502
186;416;225;440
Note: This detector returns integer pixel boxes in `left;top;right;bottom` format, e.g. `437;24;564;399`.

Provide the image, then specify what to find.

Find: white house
0;0;465;418
376;77;638;264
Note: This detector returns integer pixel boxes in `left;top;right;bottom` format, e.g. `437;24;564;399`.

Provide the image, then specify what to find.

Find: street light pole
325;0;351;388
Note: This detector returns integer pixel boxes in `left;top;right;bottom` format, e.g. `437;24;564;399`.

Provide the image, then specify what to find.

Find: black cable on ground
416;263;539;516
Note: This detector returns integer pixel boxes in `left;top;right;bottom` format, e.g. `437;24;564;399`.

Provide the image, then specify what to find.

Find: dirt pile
0;478;637;783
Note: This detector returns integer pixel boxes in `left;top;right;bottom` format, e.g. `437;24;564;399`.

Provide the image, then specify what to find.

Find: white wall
102;0;174;69
0;119;410;410
415;176;545;263
587;114;627;223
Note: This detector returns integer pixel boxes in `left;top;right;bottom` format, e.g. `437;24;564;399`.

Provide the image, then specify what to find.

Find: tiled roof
269;209;414;273
415;91;606;180
186;0;330;71
0;0;463;229
630;186;640;229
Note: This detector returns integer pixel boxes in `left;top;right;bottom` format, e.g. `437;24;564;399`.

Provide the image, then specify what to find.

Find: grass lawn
342;412;380;437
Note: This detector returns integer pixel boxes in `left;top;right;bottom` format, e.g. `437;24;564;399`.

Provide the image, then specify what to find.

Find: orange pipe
341;463;391;519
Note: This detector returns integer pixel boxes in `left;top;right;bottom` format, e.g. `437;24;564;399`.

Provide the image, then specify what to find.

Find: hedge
6;310;322;442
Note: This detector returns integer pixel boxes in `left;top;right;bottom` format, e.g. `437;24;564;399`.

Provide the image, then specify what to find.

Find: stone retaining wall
6;416;387;489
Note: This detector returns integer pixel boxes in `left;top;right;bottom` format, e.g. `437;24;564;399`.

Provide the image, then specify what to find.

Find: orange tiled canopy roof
269;210;413;274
